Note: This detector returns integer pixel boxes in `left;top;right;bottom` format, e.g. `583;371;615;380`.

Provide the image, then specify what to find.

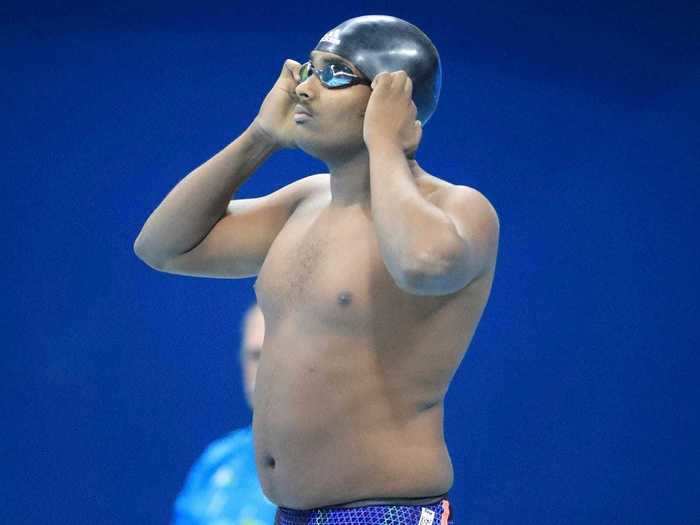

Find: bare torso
252;172;495;509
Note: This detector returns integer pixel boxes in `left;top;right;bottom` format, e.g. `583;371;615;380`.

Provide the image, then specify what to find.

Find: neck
324;149;422;208
326;148;371;207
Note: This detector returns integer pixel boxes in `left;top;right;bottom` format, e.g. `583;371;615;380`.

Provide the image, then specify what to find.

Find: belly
251;328;454;509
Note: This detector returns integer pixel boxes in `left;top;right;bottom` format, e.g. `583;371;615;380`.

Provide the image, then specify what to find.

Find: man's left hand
363;71;422;158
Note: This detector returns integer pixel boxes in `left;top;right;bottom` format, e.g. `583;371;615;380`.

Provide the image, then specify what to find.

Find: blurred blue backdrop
3;1;699;524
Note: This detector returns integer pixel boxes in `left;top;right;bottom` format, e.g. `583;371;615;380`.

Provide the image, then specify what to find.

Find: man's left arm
369;147;499;295
364;72;499;296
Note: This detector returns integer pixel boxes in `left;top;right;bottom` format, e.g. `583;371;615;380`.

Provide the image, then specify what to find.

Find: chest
255;206;397;328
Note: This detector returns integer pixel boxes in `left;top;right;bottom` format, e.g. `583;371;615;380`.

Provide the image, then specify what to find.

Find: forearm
134;122;278;263
368;142;461;280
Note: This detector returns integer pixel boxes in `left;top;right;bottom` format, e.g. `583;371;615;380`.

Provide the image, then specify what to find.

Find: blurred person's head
239;304;264;410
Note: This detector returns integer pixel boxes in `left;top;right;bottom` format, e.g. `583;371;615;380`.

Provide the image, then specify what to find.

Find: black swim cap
314;15;442;125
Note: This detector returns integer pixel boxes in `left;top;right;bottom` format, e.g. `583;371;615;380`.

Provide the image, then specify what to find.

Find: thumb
283;59;302;82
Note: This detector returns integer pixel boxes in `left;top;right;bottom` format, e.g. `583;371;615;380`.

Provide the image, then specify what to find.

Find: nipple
337;291;353;306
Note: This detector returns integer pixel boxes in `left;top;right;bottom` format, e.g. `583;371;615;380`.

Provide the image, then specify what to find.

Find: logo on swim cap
319;29;341;45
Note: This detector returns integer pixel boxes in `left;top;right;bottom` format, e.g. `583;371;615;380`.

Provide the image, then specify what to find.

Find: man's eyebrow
309;53;351;67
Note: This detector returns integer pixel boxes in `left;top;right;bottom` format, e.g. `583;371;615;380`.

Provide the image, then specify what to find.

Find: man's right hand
252;59;302;150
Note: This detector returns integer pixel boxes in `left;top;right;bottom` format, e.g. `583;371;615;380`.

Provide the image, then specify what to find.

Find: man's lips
294;105;312;117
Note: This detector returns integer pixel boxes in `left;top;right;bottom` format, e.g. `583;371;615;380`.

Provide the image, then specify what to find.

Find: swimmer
135;15;499;525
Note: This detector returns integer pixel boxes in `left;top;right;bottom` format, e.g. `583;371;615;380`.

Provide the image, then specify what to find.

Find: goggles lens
299;62;366;89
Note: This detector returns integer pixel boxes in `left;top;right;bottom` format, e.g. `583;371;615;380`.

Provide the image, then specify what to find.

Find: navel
337;291;353;306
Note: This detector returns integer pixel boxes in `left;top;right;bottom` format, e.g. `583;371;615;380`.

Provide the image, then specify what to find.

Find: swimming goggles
298;61;371;89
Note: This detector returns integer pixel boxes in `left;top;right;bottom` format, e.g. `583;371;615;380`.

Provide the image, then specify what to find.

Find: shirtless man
135;15;499;525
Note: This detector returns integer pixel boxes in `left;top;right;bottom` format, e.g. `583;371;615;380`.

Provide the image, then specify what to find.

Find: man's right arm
134;126;321;278
134;59;310;278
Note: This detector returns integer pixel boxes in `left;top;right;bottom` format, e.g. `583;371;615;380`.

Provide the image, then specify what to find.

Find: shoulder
283;173;331;214
416;172;498;221
300;173;331;200
265;173;329;214
255;172;329;201
199;426;254;463
180;427;254;486
442;184;499;239
424;179;500;265
288;173;330;198
437;184;499;224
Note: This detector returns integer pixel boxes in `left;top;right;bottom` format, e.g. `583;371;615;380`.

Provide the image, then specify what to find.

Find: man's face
241;307;264;410
292;51;372;160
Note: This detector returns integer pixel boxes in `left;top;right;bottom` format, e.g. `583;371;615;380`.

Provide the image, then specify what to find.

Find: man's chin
294;135;327;160
295;134;366;163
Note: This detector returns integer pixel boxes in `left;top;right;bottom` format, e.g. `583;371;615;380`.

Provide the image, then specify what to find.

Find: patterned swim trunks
274;498;454;525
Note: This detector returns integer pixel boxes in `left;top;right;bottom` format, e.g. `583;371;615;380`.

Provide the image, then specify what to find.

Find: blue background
4;1;699;523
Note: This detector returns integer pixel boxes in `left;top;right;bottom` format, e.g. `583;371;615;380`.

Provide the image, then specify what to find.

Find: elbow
133;234;167;271
393;243;465;296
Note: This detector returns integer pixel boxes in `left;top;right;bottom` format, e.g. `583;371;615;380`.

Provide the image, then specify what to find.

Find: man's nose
295;76;316;99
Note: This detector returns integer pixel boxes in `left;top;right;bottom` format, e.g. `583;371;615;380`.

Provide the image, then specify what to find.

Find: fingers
369;71;417;122
403;76;413;95
371;71;413;95
282;59;302;82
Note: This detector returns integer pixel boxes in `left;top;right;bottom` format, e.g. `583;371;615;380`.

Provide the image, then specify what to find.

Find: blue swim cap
314;15;442;125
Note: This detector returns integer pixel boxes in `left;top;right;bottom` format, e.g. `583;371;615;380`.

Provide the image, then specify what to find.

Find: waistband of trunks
275;497;453;525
